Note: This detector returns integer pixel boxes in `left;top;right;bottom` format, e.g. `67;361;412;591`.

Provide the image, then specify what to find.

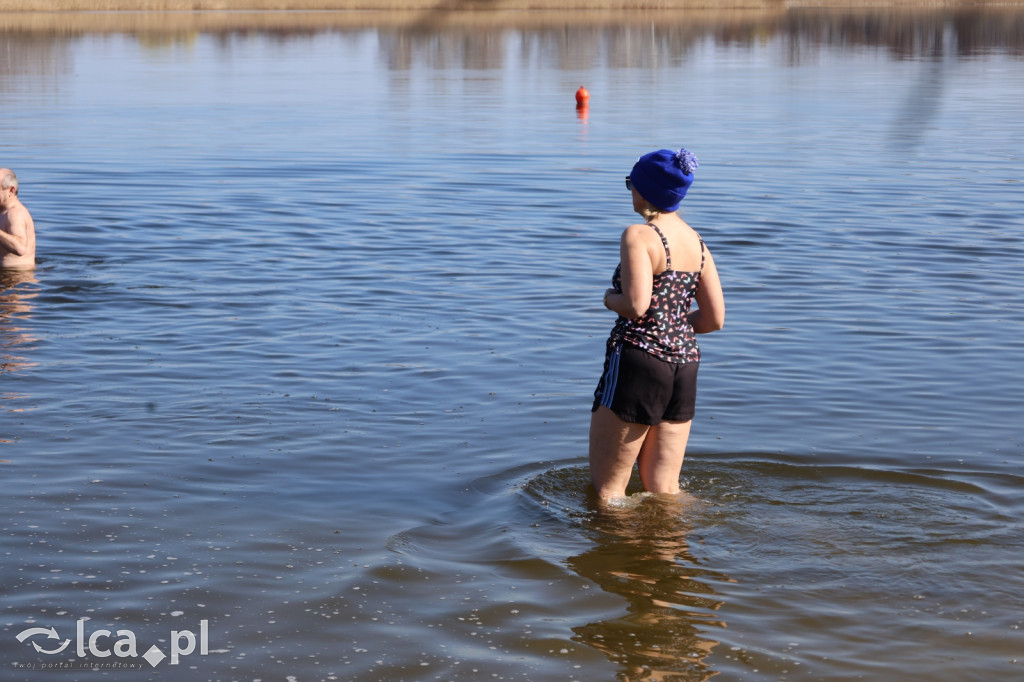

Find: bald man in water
0;169;36;269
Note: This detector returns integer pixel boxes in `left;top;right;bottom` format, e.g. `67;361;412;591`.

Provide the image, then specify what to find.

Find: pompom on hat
629;148;699;212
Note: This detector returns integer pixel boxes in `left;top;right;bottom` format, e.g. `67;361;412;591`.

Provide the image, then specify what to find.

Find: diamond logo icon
143;645;166;667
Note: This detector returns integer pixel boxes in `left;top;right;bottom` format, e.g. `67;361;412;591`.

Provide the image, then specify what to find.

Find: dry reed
0;0;1020;11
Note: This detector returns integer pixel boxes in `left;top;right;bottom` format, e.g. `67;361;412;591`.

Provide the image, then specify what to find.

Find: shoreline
1;0;1022;11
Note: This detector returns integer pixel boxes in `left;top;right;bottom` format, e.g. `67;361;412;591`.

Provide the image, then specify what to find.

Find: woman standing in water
590;148;725;501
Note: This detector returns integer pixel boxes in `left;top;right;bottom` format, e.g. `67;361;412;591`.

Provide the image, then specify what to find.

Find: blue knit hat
629;148;699;212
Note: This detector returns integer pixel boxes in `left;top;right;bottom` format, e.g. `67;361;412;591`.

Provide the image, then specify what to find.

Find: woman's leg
589;405;649;500
636;419;692;494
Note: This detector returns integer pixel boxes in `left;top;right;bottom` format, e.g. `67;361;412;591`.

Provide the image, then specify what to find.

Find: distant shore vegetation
2;0;1023;12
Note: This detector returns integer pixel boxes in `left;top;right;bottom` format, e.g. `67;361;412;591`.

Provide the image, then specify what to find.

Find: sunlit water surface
2;9;1023;681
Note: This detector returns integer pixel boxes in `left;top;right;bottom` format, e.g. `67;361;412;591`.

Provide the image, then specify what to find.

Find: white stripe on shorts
600;344;622;409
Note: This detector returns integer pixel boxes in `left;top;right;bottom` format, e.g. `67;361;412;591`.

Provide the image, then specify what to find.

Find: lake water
2;7;1023;680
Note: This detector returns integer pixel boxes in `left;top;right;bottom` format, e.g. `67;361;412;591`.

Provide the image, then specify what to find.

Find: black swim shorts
592;342;699;425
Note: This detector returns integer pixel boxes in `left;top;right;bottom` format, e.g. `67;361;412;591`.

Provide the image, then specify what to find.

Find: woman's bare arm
689;247;724;333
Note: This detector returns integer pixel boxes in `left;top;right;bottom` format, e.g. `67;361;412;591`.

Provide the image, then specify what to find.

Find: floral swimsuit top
609;224;704;364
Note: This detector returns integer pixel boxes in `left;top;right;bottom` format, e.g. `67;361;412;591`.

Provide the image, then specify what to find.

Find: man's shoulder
10;202;34;227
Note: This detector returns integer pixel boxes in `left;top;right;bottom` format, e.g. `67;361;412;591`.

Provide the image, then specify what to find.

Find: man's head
0;169;19;207
0;169;18;194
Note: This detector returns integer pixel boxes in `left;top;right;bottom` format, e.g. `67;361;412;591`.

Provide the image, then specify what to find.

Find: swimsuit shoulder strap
697;234;706;275
648;223;671;270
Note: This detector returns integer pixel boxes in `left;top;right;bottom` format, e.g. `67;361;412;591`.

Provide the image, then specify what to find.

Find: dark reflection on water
379;9;1024;71
1;8;1023;73
370;464;733;681
518;467;729;679
569;494;727;682
780;9;1024;60
0;269;38;427
516;458;1024;680
0;34;69;97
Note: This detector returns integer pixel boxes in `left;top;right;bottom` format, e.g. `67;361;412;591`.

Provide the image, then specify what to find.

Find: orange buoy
575;86;590;107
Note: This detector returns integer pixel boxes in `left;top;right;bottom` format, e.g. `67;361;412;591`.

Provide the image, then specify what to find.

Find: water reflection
384;8;1024;70
1;268;37;432
0;8;1021;73
889;21;956;151
0;33;69;95
569;494;728;681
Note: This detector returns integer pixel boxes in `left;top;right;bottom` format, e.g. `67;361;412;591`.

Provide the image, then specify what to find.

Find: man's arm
0;214;31;256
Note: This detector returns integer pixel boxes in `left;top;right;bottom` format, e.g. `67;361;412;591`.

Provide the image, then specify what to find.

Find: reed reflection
0;9;1021;67
569;493;728;681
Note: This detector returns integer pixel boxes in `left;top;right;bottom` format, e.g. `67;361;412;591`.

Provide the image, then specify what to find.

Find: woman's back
610;220;704;364
647;216;704;276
